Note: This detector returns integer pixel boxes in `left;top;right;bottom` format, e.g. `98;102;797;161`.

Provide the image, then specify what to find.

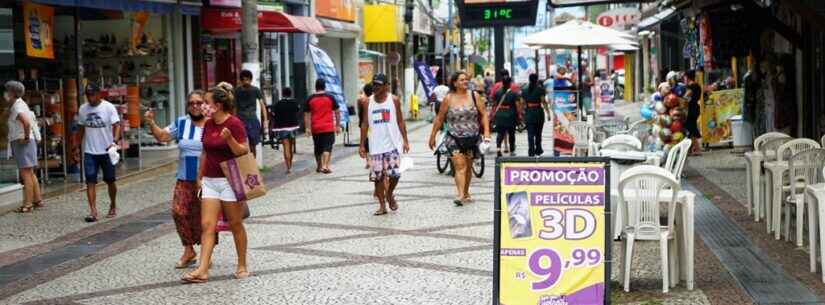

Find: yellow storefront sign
496;159;609;305
23;3;55;59
362;4;404;43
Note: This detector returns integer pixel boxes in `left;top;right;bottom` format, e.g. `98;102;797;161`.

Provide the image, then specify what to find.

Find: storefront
313;0;359;113
0;0;198;192
198;0;323;104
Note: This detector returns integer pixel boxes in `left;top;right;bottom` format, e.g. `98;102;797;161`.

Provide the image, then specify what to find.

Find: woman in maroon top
182;87;250;284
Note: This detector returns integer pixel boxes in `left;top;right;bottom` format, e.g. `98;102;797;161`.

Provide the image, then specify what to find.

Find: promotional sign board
551;91;578;154
414;60;437;101
700;88;743;145
595;78;615;118
513;48;536;85
23;3;54;59
495;157;610;305
309;44;349;127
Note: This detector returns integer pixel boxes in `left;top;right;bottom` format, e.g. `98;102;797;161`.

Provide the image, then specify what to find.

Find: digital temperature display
457;0;538;28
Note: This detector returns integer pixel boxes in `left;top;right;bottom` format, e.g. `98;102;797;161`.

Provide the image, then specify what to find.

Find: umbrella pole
577;46;583;120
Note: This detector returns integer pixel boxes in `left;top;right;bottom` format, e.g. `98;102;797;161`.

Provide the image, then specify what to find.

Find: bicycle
434;130;485;178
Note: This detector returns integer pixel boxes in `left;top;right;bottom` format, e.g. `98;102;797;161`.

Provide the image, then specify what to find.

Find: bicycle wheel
472;154;485;178
436;151;449;174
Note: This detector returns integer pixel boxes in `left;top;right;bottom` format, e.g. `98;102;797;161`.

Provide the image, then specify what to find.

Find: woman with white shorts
182;86;250;284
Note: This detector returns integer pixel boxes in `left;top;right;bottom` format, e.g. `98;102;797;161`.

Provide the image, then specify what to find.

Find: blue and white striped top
165;116;204;182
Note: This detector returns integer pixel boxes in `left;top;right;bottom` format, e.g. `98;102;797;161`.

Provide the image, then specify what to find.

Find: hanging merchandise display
639;72;688;152
681;16;699;68
699;14;713;71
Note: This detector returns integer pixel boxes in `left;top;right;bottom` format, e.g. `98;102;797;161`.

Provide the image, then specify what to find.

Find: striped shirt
165;116;204;181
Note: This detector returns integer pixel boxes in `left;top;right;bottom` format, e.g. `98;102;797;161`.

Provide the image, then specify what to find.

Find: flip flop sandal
32;201;45;209
181;273;208;284
234;270;250;279
84;215;98;223
175;258;197;269
14;205;33;213
453;199;464;207
373;210;388;216
321;169;332;174
388;197;399;211
106;210;117;218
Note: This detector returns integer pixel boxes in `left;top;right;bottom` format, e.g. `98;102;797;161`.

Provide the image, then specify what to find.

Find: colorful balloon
652;92;663;102
672;131;685;142
659;114;672;127
665;94;680;108
708;119;717;129
640;106;655;120
654;102;667;114
673;84;686;97
670;120;683;132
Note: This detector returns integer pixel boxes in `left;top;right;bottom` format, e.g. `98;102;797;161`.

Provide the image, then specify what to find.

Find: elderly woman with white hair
5;80;42;213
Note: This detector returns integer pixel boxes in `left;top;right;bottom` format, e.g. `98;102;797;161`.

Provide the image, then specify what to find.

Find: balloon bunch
639;75;688;151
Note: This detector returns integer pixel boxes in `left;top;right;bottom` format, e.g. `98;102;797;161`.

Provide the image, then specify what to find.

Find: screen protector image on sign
507;191;532;239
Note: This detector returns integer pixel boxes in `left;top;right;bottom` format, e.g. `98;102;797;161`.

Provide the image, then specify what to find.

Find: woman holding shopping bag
182;86;250;283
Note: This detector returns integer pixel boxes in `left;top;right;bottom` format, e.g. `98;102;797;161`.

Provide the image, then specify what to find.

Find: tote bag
220;153;267;201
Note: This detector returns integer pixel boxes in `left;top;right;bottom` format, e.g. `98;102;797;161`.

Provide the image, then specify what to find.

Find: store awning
359;49;386;58
202;8;325;34
30;0;199;15
637;7;677;29
319;18;361;34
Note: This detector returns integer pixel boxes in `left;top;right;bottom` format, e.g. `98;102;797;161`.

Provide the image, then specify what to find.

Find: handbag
220;153;267;201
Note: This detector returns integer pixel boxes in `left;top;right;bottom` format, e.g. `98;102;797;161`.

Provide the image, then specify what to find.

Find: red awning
202;8;325;34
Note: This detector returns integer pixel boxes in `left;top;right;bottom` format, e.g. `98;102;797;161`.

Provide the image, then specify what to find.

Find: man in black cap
359;74;409;216
77;82;121;222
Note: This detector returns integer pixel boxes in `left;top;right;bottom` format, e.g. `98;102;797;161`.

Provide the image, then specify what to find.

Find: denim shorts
84;153;116;183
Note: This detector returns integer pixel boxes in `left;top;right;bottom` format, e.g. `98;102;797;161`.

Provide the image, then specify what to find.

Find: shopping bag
220;153;267;201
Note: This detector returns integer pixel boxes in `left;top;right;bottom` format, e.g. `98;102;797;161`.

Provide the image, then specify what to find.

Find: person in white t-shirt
77;83;121;222
5;81;43;213
431;78;450;116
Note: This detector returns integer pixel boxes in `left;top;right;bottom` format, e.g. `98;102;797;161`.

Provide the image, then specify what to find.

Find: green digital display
483;8;513;20
457;0;538;28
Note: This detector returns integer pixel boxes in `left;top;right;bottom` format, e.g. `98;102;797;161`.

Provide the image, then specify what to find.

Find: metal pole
494;26;504;82
577;45;583;118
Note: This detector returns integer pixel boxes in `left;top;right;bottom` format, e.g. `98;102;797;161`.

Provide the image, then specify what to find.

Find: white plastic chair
760;137;793;232
745;132;789;220
821;134;825;148
602;134;643;152
569;121;590;157
782;149;825;246
663;139;692;182
618;165;680;293
771;139;821;239
805;166;825;276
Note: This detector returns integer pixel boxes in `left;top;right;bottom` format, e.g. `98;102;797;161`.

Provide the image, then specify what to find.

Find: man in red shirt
304;79;340;174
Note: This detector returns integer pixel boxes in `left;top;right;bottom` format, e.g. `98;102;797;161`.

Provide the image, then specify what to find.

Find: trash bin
730;115;753;150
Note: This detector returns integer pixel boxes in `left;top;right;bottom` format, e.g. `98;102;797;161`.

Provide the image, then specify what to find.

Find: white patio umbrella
523;20;637;113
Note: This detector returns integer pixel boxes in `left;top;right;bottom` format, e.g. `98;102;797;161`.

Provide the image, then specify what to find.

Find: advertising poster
513;48;536;85
358;60;374;88
495;158;610;305
700;88;743;145
316;0;356;22
595;79;615;118
23;3;54;59
552;91;578;154
309;44;349;126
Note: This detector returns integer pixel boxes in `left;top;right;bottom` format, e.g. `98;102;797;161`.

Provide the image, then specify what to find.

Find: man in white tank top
359;74;410;216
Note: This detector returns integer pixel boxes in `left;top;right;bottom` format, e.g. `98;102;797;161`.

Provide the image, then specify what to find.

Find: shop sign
413;61;437;101
495;158;610;305
596;8;640;30
363;4;404;43
358;60;374;88
259;0;284;12
316;0;356;22
210;0;241;7
23;3;54;59
412;2;432;35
